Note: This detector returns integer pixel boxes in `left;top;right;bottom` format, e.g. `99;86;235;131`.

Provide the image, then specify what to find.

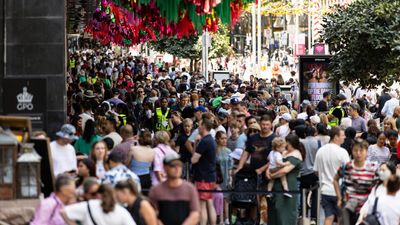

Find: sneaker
224;219;230;225
266;193;273;198
283;191;293;198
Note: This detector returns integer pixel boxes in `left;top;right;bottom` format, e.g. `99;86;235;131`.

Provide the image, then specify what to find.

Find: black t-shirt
171;105;194;119
170;123;183;140
332;107;345;123
378;93;391;114
193;134;217;182
245;133;275;171
182;106;194;119
176;133;191;163
316;100;328;112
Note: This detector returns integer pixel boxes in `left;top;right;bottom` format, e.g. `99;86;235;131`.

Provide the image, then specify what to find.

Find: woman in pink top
151;131;178;186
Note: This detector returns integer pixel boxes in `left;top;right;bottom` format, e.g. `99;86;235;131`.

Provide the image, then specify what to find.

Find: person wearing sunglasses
246;123;261;137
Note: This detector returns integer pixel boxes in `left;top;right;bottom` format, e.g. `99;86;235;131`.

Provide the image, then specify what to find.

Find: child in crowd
267;137;292;198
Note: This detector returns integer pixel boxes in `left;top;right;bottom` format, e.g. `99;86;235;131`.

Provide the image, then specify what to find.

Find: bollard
302;188;311;225
316;186;321;225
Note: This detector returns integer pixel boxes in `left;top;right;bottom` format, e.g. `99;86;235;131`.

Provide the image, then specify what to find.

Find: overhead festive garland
85;0;253;46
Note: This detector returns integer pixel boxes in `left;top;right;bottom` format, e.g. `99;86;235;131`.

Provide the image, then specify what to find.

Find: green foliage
196;23;232;59
321;0;400;88
149;23;232;61
149;35;201;60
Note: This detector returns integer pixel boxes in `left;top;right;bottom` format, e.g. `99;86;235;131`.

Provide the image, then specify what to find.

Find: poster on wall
299;55;339;105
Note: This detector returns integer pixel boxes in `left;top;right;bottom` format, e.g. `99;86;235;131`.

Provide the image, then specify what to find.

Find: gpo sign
16;86;34;111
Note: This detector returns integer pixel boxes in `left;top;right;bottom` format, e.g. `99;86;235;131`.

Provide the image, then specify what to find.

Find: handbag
360;198;381;225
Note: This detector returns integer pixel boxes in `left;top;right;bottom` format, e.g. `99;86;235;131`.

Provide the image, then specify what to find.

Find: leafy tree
321;0;400;88
205;23;233;59
149;35;201;71
149;22;232;71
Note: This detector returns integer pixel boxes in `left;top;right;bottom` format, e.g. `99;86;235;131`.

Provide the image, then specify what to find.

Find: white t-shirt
65;199;136;225
367;144;391;165
268;150;283;170
359;184;400;220
314;143;350;196
50;141;77;176
297;112;308;121
368;194;400;225
188;128;216;143
103;132;123;149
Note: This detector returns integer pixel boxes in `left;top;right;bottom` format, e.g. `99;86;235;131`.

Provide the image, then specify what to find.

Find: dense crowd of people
30;46;400;225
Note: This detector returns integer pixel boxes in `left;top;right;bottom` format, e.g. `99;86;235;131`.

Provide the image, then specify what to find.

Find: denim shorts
321;194;340;218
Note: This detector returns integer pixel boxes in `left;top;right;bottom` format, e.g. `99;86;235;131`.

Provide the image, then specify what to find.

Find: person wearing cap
381;91;400;118
51;124;78;176
149;154;200;225
328;94;347;127
216;110;229;133
276;113;292;138
297;100;311;121
191;119;218;225
107;88;125;106
154;97;172;132
316;91;331;113
220;98;231;112
102;151;141;189
193;105;207;128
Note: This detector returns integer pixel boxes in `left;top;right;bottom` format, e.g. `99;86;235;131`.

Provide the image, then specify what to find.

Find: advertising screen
299;55;339;105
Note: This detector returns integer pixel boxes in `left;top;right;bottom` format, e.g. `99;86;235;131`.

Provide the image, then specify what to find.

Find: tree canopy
321;0;400;88
149;23;232;61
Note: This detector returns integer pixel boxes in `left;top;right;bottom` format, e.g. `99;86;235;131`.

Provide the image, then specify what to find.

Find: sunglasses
86;192;98;198
248;129;259;133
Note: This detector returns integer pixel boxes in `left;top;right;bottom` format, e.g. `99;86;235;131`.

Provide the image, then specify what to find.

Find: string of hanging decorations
85;0;254;46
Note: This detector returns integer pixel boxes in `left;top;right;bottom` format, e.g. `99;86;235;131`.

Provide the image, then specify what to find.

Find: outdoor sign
313;43;326;55
212;71;230;85
3;79;47;130
299;55;339;105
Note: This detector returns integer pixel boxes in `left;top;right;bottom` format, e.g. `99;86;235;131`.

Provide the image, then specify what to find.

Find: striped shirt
337;161;378;212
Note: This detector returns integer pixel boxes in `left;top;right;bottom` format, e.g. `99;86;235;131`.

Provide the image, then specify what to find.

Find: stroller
230;171;258;225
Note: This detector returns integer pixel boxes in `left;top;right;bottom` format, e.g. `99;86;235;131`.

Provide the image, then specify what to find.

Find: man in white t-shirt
314;126;350;225
51;124;78;176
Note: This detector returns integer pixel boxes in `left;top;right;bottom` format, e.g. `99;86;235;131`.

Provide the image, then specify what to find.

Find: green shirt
74;135;102;155
78;74;87;83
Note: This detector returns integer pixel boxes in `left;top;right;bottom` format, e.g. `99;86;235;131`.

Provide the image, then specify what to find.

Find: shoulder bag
360;198;381;225
87;201;98;225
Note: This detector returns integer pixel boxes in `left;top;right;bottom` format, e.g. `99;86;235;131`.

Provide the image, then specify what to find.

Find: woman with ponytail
61;184;136;225
115;179;157;225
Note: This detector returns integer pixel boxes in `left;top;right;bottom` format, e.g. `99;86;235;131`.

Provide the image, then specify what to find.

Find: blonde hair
319;113;329;125
290;110;298;120
384;117;397;131
272;137;286;150
279;105;289;114
154;131;170;144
